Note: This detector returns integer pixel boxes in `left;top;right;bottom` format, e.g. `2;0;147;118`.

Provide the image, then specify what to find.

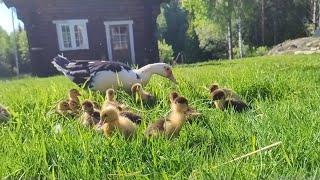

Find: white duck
52;55;177;92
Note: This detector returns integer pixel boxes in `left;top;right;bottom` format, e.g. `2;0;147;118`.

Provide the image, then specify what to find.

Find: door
109;25;131;63
105;20;136;64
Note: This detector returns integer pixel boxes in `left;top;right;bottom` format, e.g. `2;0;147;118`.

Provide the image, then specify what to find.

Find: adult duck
52;55;177;92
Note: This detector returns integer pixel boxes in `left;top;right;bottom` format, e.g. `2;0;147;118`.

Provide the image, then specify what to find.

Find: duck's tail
52;55;72;76
52;55;91;87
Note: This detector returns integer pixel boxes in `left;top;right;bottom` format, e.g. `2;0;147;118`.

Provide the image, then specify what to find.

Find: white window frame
53;19;89;51
104;20;136;64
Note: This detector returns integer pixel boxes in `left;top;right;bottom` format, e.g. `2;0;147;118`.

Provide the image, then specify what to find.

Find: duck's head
69;89;81;98
169;91;179;103
210;83;219;93
211;89;226;101
106;88;115;101
131;83;143;94
172;96;189;113
100;107;119;123
69;100;80;110
82;100;94;113
58;101;70;110
148;63;177;84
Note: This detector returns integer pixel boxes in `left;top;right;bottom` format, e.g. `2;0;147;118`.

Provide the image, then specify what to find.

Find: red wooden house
3;0;162;76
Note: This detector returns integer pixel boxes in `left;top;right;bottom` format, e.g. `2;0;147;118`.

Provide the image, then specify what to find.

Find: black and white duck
52;55;177;92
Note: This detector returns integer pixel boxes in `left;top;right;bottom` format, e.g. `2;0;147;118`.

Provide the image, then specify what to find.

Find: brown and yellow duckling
56;100;71;116
101;88;141;124
100;106;137;139
169;91;201;118
145;96;190;139
209;83;241;100
0;104;11;123
102;88;127;110
131;83;156;104
211;89;250;112
80;100;100;127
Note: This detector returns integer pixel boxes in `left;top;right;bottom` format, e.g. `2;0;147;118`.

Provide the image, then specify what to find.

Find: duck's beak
168;75;178;84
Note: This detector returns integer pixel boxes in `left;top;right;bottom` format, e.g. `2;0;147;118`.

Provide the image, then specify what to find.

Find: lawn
0;54;320;179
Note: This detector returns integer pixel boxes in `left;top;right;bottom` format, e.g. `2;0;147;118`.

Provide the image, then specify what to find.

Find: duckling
102;88;127;110
169;92;201;119
100;106;137;138
80;100;100;127
56;101;71;116
209;83;241;100
69;88;81;102
131;83;156;104
69;99;81;115
145;96;190;139
0;104;10;123
211;89;250;112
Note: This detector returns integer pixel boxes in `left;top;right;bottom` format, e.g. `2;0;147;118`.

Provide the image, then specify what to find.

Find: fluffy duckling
101;88;141;124
102;88;127;110
145;96;190;139
169;91;201;118
209;83;241;100
69;99;81;115
80;100;100;127
131;83;156;104
69;89;81;102
56;101;71;116
100;106;137;138
0;104;10;123
211;89;250;112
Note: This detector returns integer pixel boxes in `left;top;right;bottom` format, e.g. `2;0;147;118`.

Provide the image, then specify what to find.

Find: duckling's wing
120;111;142;125
145;118;166;136
226;99;250;112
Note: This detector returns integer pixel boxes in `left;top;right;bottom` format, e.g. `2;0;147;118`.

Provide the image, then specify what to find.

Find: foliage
0;26;30;76
1;54;320;178
158;39;174;63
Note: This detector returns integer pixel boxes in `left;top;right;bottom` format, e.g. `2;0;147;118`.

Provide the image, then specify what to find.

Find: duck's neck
135;64;162;86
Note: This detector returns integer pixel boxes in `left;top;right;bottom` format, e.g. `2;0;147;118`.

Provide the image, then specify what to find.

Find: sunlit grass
0;54;320;179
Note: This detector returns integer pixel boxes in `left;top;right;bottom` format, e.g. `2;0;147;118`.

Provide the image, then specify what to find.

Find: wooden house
3;0;162;76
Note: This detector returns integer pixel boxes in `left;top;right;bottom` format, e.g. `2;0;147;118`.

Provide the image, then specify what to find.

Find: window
53;19;89;51
111;26;129;50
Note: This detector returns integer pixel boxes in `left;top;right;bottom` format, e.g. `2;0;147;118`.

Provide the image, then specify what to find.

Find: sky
0;3;23;33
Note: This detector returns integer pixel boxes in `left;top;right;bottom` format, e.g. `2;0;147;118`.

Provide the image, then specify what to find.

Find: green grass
1;54;320;179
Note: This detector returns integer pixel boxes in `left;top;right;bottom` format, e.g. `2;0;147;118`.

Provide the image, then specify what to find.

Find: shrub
158;40;174;64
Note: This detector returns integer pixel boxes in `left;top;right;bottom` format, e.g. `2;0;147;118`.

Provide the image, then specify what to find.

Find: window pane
74;25;84;47
61;25;72;48
111;26;129;50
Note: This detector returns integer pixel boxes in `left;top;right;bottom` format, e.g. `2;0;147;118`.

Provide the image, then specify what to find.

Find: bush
0;62;13;77
158;40;174;64
246;46;269;57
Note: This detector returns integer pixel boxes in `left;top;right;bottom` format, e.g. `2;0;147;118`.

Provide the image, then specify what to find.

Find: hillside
0;55;320;179
268;37;320;55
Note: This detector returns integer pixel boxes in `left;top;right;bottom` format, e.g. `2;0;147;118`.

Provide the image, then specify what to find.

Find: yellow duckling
211;89;250;112
169;91;201;118
102;88;127;110
131;83;156;104
100;106;137;138
80;100;100;127
145;96;190;139
0;104;10;123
